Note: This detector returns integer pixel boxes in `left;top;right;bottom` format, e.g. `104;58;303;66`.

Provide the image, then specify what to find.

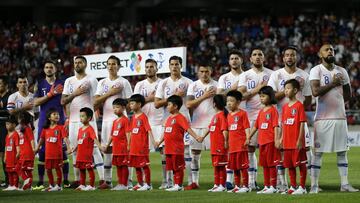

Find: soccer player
72;107;104;191
0;76;11;187
238;47;273;189
103;98;130;191
246;86;280;194
2;116;20;191
94;55;132;189
33;60;70;190
156;95;202;192
134;59;167;189
128;94;155;191
7;75;35;117
61;55;104;188
267;46;312;190
154;56;193;187
280;79;307;195
200;95;228;192
185;61;217;189
226;90;251;193
217;49;244;95
17;112;35;190
35;108;71;192
309;44;358;193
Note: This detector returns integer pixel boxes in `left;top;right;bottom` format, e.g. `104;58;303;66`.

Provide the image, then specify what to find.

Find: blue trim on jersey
337;163;348;167
248;168;256;172
104;165;112;169
184;158;192;162
311;165;321;169
94;163;104;168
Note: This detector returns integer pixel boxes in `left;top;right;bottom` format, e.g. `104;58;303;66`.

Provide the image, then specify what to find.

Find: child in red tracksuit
104;98;130;190
35;108;71;192
17;112;35;190
3;116;20;191
72;107;103;191
247;86;281;194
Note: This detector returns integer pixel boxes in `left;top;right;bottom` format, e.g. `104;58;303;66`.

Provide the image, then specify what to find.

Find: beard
46;73;54;77
285;61;296;68
324;56;335;64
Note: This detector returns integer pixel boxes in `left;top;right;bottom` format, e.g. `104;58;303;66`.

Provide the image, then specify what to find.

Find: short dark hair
75;55;87;64
284;79;300;90
167;95;183;110
44;59;56;66
0;75;9;85
198;60;213;70
6;115;18;125
80;107;93;119
250;46;264;55
228;49;243;59
145;58;157;66
226;90;243;101
169;56;182;65
113;98;128;107
129;94;146;107
282;45;298;55
259;86;277;105
17;74;27;82
107;55;120;65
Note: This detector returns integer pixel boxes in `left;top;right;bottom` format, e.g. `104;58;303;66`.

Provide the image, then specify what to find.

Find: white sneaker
3;186;17;191
129;184;142;191
159;183;170;189
84;185;96;191
292;186;307;195
309;186;319;194
42;185;54;192
111;184;128;191
212;185;226;192
127;181;133;189
165;184;183;192
236;186;251;193
281;186;296;195
48;184;62;192
257;186;269;194
208;185;218;192
340;184;359;192
75;185;87;191
263;186;277;194
276;184;288;193
137;183;152;191
228;185;240;193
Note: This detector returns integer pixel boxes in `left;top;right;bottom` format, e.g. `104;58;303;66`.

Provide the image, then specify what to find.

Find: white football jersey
187;79;218;128
134;78;163;126
155;76;193;122
268;68;311;114
238;67;273;120
63;75;98;122
217;71;240;91
95;76;132;122
7;91;35;116
309;64;350;120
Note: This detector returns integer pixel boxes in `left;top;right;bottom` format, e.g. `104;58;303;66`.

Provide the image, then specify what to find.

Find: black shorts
0;123;6;153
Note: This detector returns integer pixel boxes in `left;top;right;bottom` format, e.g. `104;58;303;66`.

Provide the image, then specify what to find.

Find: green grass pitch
1;148;360;203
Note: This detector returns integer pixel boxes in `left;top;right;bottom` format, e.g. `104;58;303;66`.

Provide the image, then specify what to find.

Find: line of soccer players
1;43;358;194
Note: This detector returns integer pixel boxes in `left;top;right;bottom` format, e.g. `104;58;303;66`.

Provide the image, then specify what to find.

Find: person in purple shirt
33;60;70;190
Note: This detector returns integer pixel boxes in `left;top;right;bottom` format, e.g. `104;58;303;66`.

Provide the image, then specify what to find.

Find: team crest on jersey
263;75;269;82
213;118;217;124
266;113;271;120
82;133;87;138
171;119;176;125
178;83;186;90
291;108;297;116
234;116;239;122
54;130;59;136
10;138;13;145
117;123;122;129
136;120;142;127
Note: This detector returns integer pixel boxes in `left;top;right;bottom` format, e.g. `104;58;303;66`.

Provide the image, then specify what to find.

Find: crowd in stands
0;13;359;110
